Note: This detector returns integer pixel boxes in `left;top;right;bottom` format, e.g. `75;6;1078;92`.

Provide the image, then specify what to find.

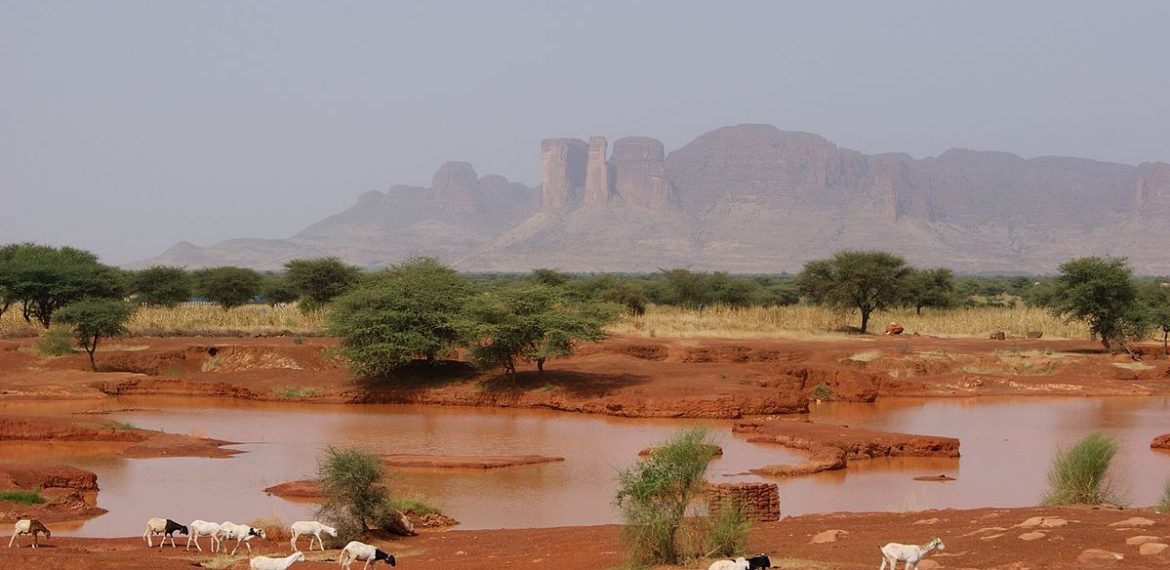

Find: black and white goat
339;540;396;569
143;517;189;548
219;521;268;555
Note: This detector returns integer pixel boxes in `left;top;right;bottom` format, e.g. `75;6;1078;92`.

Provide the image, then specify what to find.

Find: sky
2;1;1169;264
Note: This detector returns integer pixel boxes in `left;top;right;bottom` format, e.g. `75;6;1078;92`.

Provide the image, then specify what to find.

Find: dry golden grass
611;304;1092;340
0;303;326;338
1;301;1092;341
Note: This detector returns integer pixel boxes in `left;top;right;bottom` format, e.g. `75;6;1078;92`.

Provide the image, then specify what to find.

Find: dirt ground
3;334;1170;569
1;506;1168;569
2;334;1168;419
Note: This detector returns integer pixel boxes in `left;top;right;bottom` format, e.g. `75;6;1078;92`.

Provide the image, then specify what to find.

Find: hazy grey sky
3;1;1168;264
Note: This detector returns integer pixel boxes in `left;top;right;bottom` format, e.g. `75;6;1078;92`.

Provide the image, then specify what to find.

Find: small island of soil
734;419;959;477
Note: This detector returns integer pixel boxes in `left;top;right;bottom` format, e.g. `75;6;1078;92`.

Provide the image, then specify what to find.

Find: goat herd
6;517;396;570
7;515;948;570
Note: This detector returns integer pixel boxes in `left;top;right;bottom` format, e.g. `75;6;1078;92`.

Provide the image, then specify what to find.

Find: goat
879;537;945;570
708;557;750;570
8;519;50;548
143;517;188;548
339;540;396;569
290;520;337;552
746;553;772;569
250;551;306;570
220;521;267;555
186;520;223;552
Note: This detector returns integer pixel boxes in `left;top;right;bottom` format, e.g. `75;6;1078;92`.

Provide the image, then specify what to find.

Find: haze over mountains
138;124;1170;274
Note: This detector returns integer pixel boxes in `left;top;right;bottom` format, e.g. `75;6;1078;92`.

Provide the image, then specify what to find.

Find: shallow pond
3;395;1168;537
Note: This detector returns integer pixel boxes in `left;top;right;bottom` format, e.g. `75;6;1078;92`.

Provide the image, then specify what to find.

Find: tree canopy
904;267;957;314
468;281;617;376
193;266;262;310
1051;256;1147;353
53;298;136;371
328;257;474;377
796;250;912;333
284;257;362;310
130;266;192;307
0;243;125;327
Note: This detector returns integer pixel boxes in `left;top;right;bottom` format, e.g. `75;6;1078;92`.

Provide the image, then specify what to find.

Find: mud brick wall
705;482;780;522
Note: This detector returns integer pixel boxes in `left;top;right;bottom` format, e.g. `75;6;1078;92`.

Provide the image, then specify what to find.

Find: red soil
0;464;105;523
0;415;238;459
1;506;1168;569
734;418;960;476
382;454;565;469
5;334;1170;568
1153;434;1170;450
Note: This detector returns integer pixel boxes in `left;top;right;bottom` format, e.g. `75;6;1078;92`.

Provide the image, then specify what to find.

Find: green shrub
703;500;752;558
615;427;718;568
36;327;75;356
1042;433;1121;505
385;494;439;516
0;490;46;505
315;446;387;533
1158;480;1170;513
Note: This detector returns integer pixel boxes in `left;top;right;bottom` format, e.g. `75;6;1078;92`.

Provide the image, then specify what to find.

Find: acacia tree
468;282;616;377
1050;256;1147;354
1138;280;1170;355
904;267;956;315
284;257;362;310
0;243;125;326
53;298;136;371
328;257;473;377
130;266;192;307
796;250;912;333
193;266;262;310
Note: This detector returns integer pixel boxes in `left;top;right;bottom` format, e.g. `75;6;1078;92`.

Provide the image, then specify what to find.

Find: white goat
250;551;306;570
220;521;267;555
878;537;945;570
186;520;223;552
8;519;51;548
290;520;337;552
339;540;397;569
708;557;750;570
143;517;188;548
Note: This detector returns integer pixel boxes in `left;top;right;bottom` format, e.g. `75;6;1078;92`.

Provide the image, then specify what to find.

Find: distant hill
135;124;1170;273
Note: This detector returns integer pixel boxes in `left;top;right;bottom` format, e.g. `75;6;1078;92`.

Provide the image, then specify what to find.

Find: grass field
611;304;1091;340
1;302;1090;341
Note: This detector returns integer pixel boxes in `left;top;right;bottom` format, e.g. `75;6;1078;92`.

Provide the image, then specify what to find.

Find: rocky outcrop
0;464;107;523
429;161;480;215
584;136;612;205
611;137;674;209
138;123;1170;273
540;138;588;212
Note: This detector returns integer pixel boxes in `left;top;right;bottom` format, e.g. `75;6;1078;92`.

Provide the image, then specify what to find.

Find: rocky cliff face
583;136;611;205
540;138;588;212
611;137;675;209
136;123;1170;273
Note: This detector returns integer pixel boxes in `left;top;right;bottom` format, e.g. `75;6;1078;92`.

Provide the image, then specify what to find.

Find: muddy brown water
2;396;1169;537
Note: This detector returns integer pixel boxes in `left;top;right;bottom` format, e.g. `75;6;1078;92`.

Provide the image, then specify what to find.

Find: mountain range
136;124;1170;274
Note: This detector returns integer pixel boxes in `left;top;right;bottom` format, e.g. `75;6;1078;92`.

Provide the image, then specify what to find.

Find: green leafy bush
615;427;718;568
37;327;75;356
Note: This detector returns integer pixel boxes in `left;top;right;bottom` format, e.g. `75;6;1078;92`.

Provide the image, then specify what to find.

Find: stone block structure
705;482;780;522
